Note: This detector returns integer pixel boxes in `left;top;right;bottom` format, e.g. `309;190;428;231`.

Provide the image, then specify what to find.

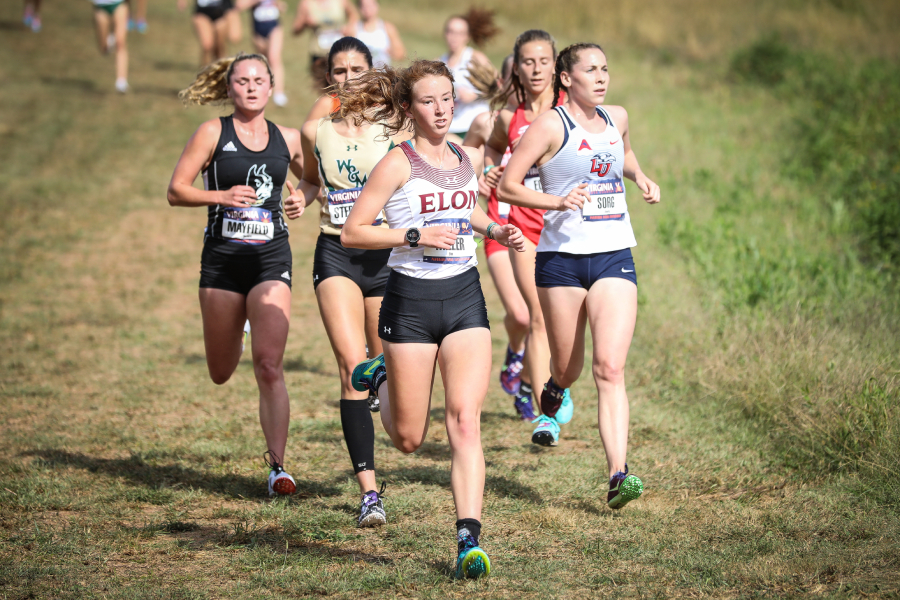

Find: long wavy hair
178;53;274;105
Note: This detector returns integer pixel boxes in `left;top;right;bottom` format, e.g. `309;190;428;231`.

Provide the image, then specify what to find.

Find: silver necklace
412;141;444;170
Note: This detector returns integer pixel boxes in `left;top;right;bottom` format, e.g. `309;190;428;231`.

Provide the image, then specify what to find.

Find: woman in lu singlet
483;30;574;434
292;0;358;90
285;37;405;528
323;60;525;579
238;0;289;106
354;0;405;67
438;8;497;142
168;54;305;498
462;56;534;418
498;44;660;509
92;0;130;92
179;0;229;66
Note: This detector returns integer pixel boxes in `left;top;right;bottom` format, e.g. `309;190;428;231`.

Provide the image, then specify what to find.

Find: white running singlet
384;141;480;279
537;106;637;254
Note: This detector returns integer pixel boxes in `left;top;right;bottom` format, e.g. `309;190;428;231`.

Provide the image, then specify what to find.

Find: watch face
406;228;420;243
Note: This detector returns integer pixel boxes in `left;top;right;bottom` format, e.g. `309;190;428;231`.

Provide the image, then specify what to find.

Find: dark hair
500;30;557;109
553;43;604;106
334;60;455;138
327;36;374;74
447;7;499;48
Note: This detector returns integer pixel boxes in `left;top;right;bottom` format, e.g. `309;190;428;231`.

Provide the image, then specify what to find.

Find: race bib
253;3;279;21
222;207;274;243
423;219;476;264
523;166;542;192
197;0;222;7
581;179;627;222
497;201;510;218
327;187;360;226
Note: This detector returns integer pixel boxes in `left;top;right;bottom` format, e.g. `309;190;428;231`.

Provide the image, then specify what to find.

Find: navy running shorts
534;247;637;289
378;267;489;345
312;233;391;297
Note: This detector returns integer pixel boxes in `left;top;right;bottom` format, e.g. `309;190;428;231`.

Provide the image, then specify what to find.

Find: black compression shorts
312;233;391;297
199;238;292;296
378;267;489;345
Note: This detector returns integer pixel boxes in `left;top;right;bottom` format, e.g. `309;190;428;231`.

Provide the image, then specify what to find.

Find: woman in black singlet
167;53;305;497
178;0;230;66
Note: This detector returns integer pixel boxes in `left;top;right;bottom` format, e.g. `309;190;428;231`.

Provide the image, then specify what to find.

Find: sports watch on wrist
405;227;421;248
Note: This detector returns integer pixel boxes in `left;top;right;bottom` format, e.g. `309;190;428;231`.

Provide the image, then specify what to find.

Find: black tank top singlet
203;115;290;254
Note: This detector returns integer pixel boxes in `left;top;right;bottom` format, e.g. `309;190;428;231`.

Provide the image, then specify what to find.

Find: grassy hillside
1;0;898;598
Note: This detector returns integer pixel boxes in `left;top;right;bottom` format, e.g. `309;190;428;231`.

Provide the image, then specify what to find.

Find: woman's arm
384;21;407;62
167;119;259;208
304;94;337;123
292;0;310;34
340;149;456;250
497;110;589;212
482;108;510;188
608;105;660;204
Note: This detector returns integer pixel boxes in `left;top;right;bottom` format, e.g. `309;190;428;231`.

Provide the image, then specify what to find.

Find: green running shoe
607;464;643;510
351;353;386;393
456;543;491;579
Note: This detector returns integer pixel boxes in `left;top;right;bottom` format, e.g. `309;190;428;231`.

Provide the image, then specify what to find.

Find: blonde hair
179;53;274;106
333;60;455;138
467;54;515;110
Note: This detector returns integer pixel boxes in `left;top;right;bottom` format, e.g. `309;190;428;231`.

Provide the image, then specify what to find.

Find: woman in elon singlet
287;37;404;529
498;43;661;511
167;53;304;498
315;59;525;579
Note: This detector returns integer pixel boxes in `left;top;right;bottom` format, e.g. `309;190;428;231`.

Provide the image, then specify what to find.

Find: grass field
1;0;899;598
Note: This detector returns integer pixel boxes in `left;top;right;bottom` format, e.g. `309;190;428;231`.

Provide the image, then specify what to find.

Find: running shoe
23;7;33;26
607;465;643;510
513;387;535;420
351;353;385;394
455;536;491;579
531;415;560;447
30;17;41;32
264;451;296;497
273;92;288;107
136;19;148;34
539;378;566;418
554;388;574;425
241;320;250;354
367;391;380;413
358;484;386;527
499;346;524;395
127;18;135;31
115;78;129;94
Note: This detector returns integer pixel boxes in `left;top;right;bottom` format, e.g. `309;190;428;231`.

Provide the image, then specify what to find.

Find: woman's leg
93;9;111;54
226;7;242;44
377;341;438;453
363;296;384;358
536;285;589;390
509;240;550;403
267;26;286;98
438;327;492;521
191;14;215;66
486;250;529;356
199;287;248;385
212;14;229;61
315;276;377;495
584;279;637;477
246;280;292;464
112;3;129;84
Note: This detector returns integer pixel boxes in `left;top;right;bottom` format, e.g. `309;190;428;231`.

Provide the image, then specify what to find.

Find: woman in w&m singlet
328;60;525;579
167;53;305;499
438;7;498;142
354;0;405;67
484;30;573;428
284;37;406;529
92;0;130;92
498;43;661;510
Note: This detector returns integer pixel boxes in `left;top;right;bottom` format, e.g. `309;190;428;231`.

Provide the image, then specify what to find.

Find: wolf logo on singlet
383;141;479;279
537;105;637;254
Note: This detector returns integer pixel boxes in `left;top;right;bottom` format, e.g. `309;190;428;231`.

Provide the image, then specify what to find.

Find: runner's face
328;51;370;84
408;75;454;136
515;40;555;98
359;0;378;20
444;18;469;53
228;59;272;111
565;48;608;106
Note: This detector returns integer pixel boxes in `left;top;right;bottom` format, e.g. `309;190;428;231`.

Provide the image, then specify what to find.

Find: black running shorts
378;267;489;345
199;238;292;296
312;233;391;297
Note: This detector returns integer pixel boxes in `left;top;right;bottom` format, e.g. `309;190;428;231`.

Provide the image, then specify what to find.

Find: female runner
498;43;660;509
168;53;305;497
92;0;129;92
484;30;575;436
178;0;229;67
462;56;534;418
354;0;406;68
238;0;289;106
321;60;525;578
292;0;358;90
438;8;497;142
285;37;404;528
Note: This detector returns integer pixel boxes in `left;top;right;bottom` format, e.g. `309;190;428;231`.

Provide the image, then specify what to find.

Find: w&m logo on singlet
246;164;273;206
336;159;367;187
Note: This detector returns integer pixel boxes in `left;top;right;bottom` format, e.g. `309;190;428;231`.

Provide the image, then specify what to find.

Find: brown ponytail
497;30;557;109
446;7;499;48
553;43;604;106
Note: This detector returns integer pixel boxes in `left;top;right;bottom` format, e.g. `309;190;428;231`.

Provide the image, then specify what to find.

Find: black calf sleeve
340;399;375;473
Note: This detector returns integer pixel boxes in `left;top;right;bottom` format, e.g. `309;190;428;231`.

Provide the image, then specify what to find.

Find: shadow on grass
283;356;333;375
38;76;103;94
382;465;541;503
23;449;340;500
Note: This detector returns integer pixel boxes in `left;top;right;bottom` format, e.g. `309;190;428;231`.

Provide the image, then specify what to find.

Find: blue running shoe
499;346;524;395
351;353;386;393
455;539;491;579
555;388;574;425
607;464;643;510
531;415;560;446
513;388;536;420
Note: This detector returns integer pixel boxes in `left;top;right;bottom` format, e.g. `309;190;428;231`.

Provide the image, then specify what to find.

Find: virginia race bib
523;166;542;193
253;3;279;21
423;218;476;264
222;207;274;243
327;187;360;226
581;178;627;222
497;201;510;218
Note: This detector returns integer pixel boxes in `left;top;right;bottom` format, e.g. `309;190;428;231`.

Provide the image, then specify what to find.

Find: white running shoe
273;92;288;107
115;78;129;93
107;33;116;51
268;467;296;496
241;320;250;354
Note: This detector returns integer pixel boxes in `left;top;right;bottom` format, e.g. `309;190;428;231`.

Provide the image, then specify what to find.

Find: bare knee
254;356;284;388
507;307;530;333
393;434;423;455
446;412;481;444
593;359;625;386
208;366;233;386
